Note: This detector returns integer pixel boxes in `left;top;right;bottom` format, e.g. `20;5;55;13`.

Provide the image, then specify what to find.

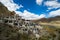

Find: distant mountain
32;16;60;23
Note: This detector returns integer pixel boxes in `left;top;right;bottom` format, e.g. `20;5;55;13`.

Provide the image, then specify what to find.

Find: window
25;29;27;31
9;20;12;23
12;17;14;18
6;17;9;18
4;20;8;23
14;23;18;25
18;19;20;20
23;29;27;31
20;24;22;26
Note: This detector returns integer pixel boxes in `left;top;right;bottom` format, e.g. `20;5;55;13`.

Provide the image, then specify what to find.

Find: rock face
0;2;9;16
0;2;15;17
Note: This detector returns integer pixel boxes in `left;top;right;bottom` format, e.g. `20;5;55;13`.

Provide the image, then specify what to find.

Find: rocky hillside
0;23;19;40
0;2;15;17
0;23;33;40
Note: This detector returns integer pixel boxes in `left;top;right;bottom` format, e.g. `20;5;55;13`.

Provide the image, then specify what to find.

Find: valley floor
40;22;60;28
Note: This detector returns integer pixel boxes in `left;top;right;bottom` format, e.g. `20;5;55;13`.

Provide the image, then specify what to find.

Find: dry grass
39;22;60;28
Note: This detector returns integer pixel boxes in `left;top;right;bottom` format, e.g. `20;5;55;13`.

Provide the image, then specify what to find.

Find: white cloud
44;0;60;9
0;0;45;20
15;10;45;20
46;7;53;12
15;11;23;16
36;0;43;5
49;9;60;17
0;0;23;11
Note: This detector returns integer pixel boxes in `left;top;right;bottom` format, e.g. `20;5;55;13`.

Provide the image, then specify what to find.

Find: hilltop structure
0;13;50;39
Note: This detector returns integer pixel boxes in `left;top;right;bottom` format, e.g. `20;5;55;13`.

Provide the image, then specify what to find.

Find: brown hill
32;16;60;23
0;2;15;17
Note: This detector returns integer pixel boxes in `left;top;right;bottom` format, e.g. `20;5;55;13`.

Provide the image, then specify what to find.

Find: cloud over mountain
15;10;45;20
0;0;23;11
49;9;60;17
0;0;45;20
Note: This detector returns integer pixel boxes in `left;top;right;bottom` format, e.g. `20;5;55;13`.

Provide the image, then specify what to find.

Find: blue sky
13;0;47;14
0;0;60;20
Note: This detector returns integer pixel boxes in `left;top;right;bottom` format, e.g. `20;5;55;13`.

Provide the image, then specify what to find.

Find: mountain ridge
32;16;60;23
0;2;15;17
